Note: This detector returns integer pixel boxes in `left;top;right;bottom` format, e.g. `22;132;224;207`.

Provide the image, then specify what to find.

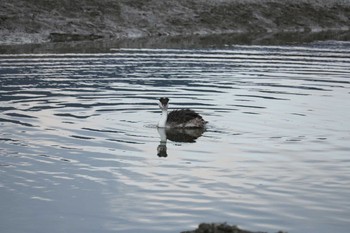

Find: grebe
157;97;207;128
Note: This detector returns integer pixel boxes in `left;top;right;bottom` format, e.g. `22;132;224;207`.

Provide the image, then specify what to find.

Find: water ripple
1;43;350;233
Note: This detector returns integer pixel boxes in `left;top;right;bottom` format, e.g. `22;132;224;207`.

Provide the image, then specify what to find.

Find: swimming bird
157;97;207;128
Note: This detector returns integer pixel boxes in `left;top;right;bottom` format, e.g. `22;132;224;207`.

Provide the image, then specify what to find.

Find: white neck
157;109;168;128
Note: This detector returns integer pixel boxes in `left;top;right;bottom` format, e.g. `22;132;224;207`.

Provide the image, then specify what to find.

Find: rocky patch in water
181;223;286;233
1;0;350;45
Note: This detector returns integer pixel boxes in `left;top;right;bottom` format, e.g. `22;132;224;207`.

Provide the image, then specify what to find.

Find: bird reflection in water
157;127;206;157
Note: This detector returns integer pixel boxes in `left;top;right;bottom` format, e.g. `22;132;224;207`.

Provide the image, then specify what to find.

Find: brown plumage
167;109;204;126
158;97;207;128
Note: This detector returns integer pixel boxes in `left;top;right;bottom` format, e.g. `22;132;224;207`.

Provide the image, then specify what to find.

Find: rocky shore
1;0;350;45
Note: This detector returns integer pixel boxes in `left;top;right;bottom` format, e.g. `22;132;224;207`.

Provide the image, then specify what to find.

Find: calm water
1;42;350;233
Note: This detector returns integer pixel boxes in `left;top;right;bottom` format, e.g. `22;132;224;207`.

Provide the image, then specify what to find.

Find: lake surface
1;41;350;233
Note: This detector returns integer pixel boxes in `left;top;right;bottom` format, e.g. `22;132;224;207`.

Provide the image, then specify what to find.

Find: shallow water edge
1;30;350;54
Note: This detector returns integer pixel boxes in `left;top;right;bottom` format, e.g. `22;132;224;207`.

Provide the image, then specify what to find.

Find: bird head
158;97;169;110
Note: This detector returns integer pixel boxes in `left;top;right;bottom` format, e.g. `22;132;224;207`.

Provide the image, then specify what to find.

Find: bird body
157;97;207;128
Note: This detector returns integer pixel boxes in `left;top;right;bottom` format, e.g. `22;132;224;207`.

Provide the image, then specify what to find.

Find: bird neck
157;109;168;128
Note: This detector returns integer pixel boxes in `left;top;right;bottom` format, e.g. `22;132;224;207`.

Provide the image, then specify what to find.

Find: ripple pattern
1;42;350;233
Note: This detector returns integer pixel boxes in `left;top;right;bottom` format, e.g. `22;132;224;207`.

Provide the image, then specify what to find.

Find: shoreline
1;30;350;54
1;0;350;48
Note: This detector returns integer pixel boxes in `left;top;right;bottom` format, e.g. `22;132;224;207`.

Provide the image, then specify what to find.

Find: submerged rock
181;223;264;233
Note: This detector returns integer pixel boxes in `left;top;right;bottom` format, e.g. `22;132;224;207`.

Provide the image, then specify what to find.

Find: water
1;42;350;233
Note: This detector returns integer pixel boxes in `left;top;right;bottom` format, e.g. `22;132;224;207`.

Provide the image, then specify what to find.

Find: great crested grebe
157;97;207;128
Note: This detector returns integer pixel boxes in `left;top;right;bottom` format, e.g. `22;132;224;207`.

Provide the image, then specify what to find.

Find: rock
48;33;103;42
181;223;269;233
1;0;350;45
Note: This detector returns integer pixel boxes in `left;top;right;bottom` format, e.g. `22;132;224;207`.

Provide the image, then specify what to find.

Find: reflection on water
157;127;206;157
1;41;350;233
